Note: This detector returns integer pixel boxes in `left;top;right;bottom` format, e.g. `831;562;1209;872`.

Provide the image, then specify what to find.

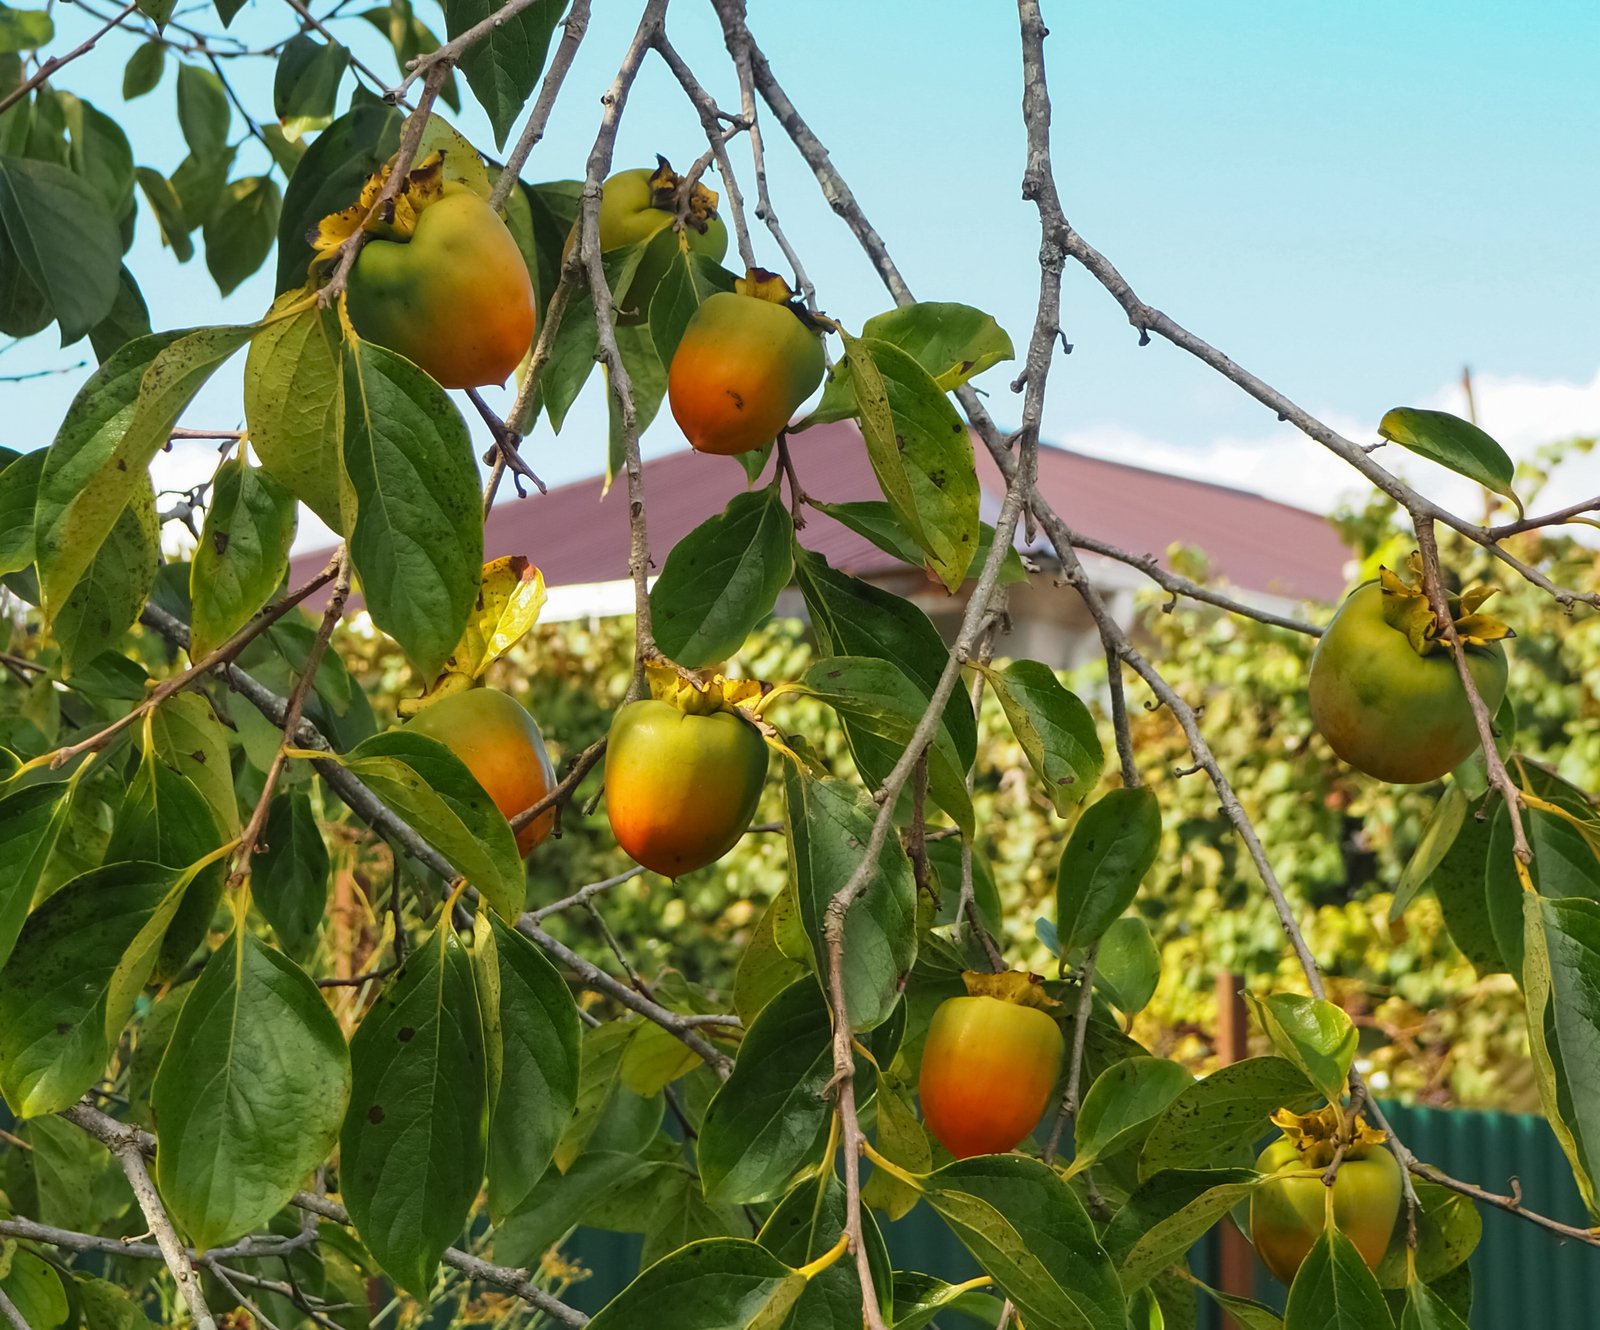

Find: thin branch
1104;640;1139;789
510;734;607;836
487;0;593;212
231;550;352;888
60;1105;216;1330
41;555;341;771
394;0;555;97
958;629;1005;970
529;866;647;921
570;0;671;678
1043;948;1097;1166
1488;495;1600;539
0;0;138;118
0;1287;27;1330
653;30;757;271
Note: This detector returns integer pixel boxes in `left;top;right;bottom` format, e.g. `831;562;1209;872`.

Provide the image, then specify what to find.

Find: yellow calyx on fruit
1267;1104;1388;1169
960;969;1060;1011
735;267;799;305
645;660;766;718
1377;553;1514;657
310;151;452;259
646;155;721;233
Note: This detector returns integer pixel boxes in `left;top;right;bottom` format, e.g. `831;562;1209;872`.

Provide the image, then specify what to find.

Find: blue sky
7;0;1598;539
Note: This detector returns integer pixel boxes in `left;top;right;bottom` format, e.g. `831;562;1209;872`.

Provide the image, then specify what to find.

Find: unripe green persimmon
406;688;556;856
1251;1131;1402;1285
1308;580;1508;784
604;699;767;877
347;185;535;389
668;288;825;455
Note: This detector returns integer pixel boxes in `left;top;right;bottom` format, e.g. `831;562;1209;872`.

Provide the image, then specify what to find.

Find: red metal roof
290;422;1349;604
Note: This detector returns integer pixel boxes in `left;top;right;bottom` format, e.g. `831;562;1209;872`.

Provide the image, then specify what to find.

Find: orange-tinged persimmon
406;688;556;856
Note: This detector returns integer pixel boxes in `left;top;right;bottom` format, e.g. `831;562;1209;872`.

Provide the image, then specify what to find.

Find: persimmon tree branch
59;1104;217;1330
653;30;756;271
58;1103;593;1325
0;0;138;118
571;0;671;679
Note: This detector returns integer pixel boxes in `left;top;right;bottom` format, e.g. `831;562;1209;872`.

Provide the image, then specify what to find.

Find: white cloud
1063;366;1600;521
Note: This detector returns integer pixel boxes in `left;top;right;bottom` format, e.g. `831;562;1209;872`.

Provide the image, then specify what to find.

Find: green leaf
1284;1226;1395;1329
176;62;229;158
482;914;581;1222
90;265;154;363
273;33;348;139
342;338;483;679
553;1019;636;1170
0;446;42;573
122;41;166;100
1489;789;1600;974
924;1153;1124;1330
1427;795;1502;974
891;1272;1008;1330
0;4;53;51
0;782;66;970
801;655;973;835
1399;1280;1469;1330
153;930;351;1249
493;1149;662;1267
135;166;193;262
1522;894;1600;1218
1244;993;1359;1105
60;94;135;216
0;153;121;341
1104;1167;1262;1293
1378;408;1518;512
860;301;1014;390
1373;1181;1480;1289
443;0;562;147
606;321;667;490
1140;1056;1319;1180
76;1276;146;1330
0;1250;68;1330
809;498;1028;586
149;691;239;835
650;488;795;668
52;479;160;676
27;1114;130;1233
585;1239;805;1330
0;860;183;1117
244;293;346;530
190;457;297;660
794;548;976;786
106;741;227;980
341;928;486;1298
321;731;525;919
1093;915;1161;1014
1056;786;1162;952
1192;1282;1284;1330
203;175;282;296
783;769;917;1031
837;333;980;594
860;1066;931;1221
253;791;329;960
987;659;1103;815
275;103;399;291
1073;1056;1193;1174
1390;784;1466;920
35;326;252;621
760;1171;892;1329
733;891;809;1027
648;247;736;367
699;978;834;1205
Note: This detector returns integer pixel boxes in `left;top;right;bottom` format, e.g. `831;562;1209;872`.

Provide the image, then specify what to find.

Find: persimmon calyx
1267;1104;1387;1168
960;968;1059;1010
310;151;453;265
1377;553;1513;655
645;154;721;232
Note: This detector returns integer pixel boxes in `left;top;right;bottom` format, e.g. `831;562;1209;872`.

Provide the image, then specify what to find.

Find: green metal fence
561;1102;1599;1327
